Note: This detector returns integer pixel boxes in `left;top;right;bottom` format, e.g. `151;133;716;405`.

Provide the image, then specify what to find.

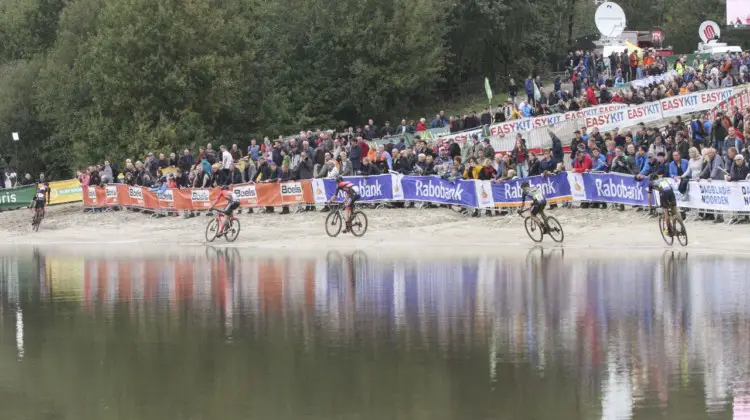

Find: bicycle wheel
32;213;41;232
205;219;219;242
673;218;688;246
658;216;674;246
325;211;342;237
524;216;544;243
350;211;368;237
546;216;564;243
224;218;241;242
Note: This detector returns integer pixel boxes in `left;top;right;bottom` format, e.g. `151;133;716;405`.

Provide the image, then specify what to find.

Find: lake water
0;247;749;420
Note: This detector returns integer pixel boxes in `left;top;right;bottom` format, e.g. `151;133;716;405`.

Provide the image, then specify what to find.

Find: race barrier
49;179;83;205
82;171;750;214
0;185;36;210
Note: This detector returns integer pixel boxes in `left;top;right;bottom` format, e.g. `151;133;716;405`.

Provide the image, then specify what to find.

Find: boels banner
82;181;315;210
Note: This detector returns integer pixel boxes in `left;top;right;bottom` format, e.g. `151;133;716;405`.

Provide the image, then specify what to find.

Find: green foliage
0;0;735;178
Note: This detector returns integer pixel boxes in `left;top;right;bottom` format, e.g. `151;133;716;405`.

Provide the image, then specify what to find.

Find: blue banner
324;174;393;202
581;172;649;205
400;176;477;207
490;173;572;207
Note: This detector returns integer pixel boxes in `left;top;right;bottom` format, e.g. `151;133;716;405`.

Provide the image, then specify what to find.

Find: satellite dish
595;2;627;38
698;20;721;43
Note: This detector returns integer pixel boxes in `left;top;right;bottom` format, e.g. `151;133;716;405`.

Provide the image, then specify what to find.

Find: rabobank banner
400;176;478;207
319;174;394;202
579;172;649;206
490;173;572;207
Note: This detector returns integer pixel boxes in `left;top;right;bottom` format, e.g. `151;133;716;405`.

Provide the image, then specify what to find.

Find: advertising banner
400;176;477;207
317;175;394;203
490;173;572;208
48;179;82;205
0;185;36;209
580;172;649;206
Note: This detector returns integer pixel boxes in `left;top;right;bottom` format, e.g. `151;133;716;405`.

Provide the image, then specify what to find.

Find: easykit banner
0;185;36;209
400;176;478;207
490;173;572;208
48;179;82;205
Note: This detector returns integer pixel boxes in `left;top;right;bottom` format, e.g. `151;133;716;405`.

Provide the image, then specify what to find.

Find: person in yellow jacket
463;157;482;179
675;60;685;76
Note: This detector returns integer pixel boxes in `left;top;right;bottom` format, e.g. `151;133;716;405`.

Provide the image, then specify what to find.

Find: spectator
525;75;534;105
220;145;233;185
527;151;540;176
480;108;492;126
294;152;314;180
230;144;243;162
610;146;634;175
463;157;480;179
669;151;688;177
416;118;427;132
339;152;354;176
349;140;362;172
681;147;703;180
572;151;592;173
725;127;741;157
590;148;607;172
168;153;178;167
654;152;669;177
247;139;260;162
726;154;749;181
539;149;557;174
482;139;495;160
478;158;496;180
360;157;381;176
396;119;413;135
700;147;724;181
510;139;529;178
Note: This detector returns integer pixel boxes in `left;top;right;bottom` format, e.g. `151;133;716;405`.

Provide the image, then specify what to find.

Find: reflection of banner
46;258;85;299
490;173;572;208
48;179;82;205
0;185;36;209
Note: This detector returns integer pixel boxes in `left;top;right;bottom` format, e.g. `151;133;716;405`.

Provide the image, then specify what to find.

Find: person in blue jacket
669;151;689;178
525;76;535;106
590;148;608;172
690;118;705;149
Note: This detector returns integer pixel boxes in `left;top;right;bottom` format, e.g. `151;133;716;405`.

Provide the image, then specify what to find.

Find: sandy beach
0;202;743;255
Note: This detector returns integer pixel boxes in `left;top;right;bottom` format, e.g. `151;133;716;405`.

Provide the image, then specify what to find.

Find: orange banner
82;181;315;210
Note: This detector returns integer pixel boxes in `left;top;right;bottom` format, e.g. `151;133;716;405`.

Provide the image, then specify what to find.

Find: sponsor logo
502;178;558;200
336;179;384;199
57;187;82;196
233;185;257;200
699;184;730;205
413;180;464;201
158;189;174;202
128;186;143;199
700;90;732;105
661;95;698;111
593;178;644;201
105;186;118;198
0;193;17;204
489;119;533;136
281;182;303;196
192;189;210;202
88;188;97;199
532;114;564;128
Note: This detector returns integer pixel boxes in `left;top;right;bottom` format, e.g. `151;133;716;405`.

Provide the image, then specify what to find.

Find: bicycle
205;207;241;242
31;206;45;232
325;202;368;237
658;207;688;246
518;207;564;243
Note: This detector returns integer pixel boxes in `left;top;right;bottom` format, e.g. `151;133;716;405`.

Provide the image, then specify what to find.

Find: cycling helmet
649;173;659;181
221;185;229;190
336;175;344;182
520;181;530;189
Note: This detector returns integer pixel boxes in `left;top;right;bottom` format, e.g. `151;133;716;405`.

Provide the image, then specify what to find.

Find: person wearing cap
726;153;749;181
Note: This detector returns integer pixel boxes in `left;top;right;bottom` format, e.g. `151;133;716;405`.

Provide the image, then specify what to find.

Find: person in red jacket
586;85;598;106
573;150;593;173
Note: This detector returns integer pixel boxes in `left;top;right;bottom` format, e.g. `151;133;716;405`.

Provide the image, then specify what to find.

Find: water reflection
0;248;748;419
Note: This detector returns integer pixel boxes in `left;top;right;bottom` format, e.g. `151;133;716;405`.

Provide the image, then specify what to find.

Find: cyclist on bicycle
329;175;360;233
210;185;239;236
517;181;548;232
32;181;50;217
647;173;681;236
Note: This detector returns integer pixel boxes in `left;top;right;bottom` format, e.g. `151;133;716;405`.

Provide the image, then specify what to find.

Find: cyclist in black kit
647;173;681;236
329;175;360;233
517;181;548;232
